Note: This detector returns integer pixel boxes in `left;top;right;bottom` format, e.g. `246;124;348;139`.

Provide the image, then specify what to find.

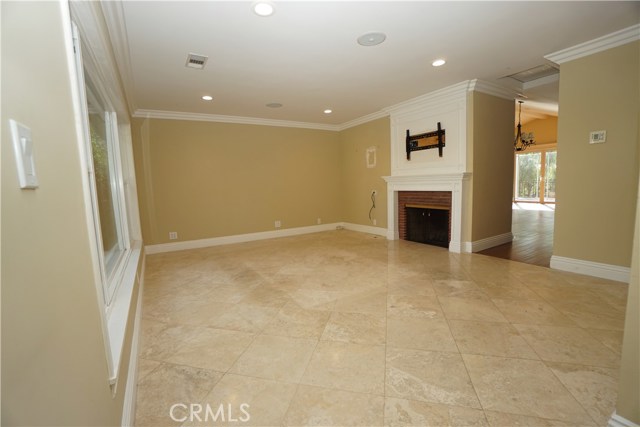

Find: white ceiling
116;1;640;126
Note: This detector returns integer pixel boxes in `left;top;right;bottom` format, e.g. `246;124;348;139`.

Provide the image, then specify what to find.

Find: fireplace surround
384;173;471;253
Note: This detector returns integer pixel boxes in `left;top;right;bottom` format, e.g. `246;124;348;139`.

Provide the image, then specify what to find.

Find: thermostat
589;130;606;144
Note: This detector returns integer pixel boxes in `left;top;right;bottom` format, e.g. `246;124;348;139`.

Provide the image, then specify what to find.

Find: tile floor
135;230;627;427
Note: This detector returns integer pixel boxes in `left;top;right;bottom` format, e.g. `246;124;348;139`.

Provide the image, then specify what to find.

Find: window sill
106;240;143;386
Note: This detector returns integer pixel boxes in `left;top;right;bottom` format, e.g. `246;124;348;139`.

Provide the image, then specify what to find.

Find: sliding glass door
515;148;557;203
544;151;557;202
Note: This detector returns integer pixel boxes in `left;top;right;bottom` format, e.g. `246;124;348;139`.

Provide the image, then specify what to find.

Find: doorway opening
479;203;555;267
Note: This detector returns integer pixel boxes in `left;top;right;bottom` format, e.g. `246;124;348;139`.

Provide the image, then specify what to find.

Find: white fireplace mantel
383;173;471;253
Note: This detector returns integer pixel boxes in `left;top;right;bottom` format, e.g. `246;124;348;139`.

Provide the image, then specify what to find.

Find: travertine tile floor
135;230;627;427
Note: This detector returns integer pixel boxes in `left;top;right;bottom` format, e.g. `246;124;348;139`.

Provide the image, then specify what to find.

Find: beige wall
340;117;390;228
469;92;515;241
1;2;137;424
616;170;640;423
132;119;343;244
554;41;640;267
522;116;558;146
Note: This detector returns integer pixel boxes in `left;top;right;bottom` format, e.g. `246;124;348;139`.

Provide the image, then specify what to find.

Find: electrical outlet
373;219;377;226
169;231;178;240
317;218;322;225
275;220;281;228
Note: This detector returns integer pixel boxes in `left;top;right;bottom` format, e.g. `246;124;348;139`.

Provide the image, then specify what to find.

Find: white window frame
66;1;143;387
83;83;131;304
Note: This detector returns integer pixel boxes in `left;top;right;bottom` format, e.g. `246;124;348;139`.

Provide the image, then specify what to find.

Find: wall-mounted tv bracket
406;122;445;160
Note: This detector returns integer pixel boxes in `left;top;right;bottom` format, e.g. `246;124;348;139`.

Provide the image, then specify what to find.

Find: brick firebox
398;191;452;242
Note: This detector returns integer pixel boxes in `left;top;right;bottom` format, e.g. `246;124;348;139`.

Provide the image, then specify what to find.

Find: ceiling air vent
185;53;208;70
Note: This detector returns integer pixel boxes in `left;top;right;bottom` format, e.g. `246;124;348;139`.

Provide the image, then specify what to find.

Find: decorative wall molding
550;255;631;283
467;79;517;100
133;109;341;131
382;80;476;258
608;411;640;427
545;24;640;65
385;81;470;117
145;223;387;254
384;173;472;184
471;232;514;252
388;81;469;177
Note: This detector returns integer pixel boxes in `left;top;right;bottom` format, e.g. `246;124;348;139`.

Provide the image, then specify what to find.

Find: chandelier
514;100;535;152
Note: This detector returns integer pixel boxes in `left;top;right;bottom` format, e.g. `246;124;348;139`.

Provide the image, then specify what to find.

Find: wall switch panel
9;119;39;189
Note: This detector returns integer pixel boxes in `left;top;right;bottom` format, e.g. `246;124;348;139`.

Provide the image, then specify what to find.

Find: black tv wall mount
406;122;446;160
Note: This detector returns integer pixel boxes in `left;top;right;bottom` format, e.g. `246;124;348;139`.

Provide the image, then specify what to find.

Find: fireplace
383;173;470;253
398;191;451;247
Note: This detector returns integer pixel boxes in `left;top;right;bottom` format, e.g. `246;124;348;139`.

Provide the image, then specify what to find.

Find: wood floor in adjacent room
479;203;555;267
135;229;625;426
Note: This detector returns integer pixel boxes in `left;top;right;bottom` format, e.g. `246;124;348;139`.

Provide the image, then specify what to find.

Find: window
69;1;142;386
84;77;129;303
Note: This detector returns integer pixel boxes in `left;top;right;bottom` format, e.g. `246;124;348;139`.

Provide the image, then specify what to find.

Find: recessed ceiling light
324;109;332;114
357;32;386;47
266;102;283;108
253;1;274;17
432;59;446;67
201;95;213;101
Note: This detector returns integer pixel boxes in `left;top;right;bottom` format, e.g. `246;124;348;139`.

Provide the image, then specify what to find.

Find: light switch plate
9;119;39;189
589;130;606;144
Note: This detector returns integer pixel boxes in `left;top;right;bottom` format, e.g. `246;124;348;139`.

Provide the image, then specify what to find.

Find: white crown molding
70;1;129;119
133;109;341;131
550;255;631;283
385;81;470;117
336;110;390;131
100;1;137;116
545;24;640;65
467;79;517;101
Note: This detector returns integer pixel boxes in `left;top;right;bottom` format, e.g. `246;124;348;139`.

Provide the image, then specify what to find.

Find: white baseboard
460;242;473;254
341;222;388;237
471;232;513;253
121;267;144;426
551;255;631;283
145;222;389;254
608;411;640;427
451;241;467;253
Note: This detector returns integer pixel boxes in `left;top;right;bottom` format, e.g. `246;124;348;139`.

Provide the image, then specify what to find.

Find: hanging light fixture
514;100;535;152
